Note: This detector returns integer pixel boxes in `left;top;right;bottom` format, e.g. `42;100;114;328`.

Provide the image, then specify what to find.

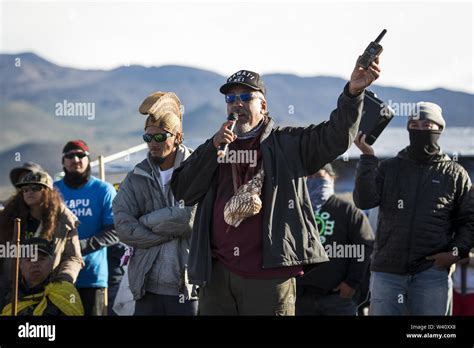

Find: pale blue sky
1;0;473;93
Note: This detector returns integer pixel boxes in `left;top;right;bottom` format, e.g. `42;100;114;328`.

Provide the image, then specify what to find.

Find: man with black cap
172;57;381;315
55;140;119;315
353;102;474;315
296;164;374;315
1;237;84;316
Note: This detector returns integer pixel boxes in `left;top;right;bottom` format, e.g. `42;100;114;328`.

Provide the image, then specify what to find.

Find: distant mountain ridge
2;53;472;135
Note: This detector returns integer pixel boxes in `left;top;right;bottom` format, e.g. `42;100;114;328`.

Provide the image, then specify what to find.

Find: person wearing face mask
172;55;381;316
296;164;374;316
353;102;474;315
113;92;198;315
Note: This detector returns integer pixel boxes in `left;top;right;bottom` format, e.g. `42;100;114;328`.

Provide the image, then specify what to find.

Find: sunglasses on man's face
142;132;173;143
21;185;44;193
225;92;260;104
64;152;88;160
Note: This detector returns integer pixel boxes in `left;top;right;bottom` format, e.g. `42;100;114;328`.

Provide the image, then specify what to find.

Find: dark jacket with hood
171;84;364;286
353;148;474;275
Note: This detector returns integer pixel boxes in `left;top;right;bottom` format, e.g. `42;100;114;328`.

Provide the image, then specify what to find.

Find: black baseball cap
219;70;266;95
22;237;54;257
9;162;44;186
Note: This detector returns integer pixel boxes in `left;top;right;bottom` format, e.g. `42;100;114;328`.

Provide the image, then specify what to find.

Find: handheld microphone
217;112;239;158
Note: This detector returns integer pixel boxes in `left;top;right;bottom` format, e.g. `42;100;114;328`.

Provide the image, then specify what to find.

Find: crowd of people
0;56;473;316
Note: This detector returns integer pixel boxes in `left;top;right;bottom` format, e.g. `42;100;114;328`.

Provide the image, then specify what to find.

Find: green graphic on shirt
315;214;326;236
314;209;335;244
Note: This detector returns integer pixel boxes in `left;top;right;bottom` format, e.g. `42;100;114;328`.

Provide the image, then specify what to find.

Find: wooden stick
103;287;108;316
11;218;21;316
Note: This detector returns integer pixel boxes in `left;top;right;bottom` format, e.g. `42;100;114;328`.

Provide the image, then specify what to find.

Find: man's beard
232;108;253;137
64;164;91;188
234;121;253;137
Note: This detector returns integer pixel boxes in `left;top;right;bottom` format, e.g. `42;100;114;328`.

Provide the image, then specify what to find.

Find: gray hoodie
113;144;196;300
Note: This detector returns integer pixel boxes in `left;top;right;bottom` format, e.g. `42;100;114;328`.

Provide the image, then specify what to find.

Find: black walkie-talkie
357;29;387;69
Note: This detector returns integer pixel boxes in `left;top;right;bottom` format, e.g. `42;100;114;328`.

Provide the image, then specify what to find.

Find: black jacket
171;84;364;286
297;195;374;293
353;148;474;275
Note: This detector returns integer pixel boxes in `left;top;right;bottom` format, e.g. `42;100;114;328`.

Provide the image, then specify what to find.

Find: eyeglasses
142;132;174;143
64;152;89;160
225;92;261;104
21;185;44;193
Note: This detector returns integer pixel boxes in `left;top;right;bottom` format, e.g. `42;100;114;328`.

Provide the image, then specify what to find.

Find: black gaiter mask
408;129;442;162
63;164;91;188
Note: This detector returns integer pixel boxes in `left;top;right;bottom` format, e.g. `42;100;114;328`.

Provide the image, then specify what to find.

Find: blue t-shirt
55;176;116;288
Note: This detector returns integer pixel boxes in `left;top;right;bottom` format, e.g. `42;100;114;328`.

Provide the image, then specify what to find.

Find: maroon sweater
211;137;303;279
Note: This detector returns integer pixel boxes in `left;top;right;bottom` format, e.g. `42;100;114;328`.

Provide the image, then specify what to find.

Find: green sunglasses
142;132;174;143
